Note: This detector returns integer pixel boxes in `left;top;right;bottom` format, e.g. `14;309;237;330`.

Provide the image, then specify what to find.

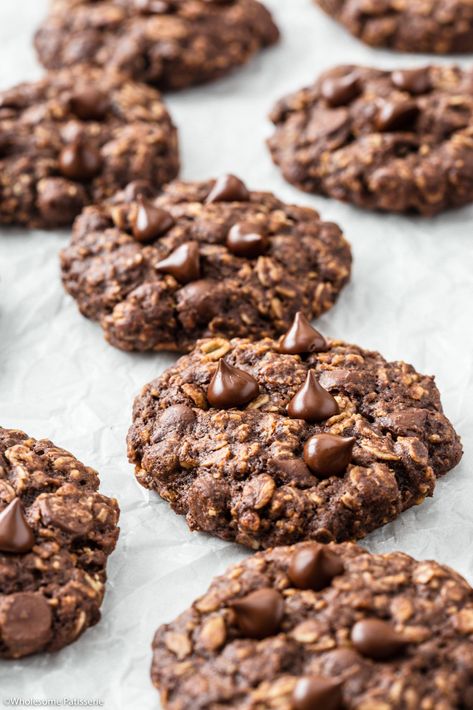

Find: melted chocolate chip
376;100;419;132
288;543;344;591
0;499;35;554
287;371;339;422
292;676;344;710
59;139;102;181
351;619;407;660
303;433;355;478
156;242;200;284
226;223;269;258
391;68;431;95
69;88;109;121
205;175;250;203
277;312;328;355
207;360;259;408
232;588;284;640
321;73;361;107
2;592;52;657
132;195;175;242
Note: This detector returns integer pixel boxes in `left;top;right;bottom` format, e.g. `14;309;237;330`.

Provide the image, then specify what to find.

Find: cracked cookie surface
34;0;279;90
60;178;351;352
315;0;473;54
0;65;178;228
151;542;473;709
269;64;473;215
127;334;462;549
0;428;120;658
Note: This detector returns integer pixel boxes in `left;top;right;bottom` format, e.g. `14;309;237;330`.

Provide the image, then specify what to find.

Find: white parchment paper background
0;1;472;706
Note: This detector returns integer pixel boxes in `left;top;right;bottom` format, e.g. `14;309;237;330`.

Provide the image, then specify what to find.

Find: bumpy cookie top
60;177;351;352
152;542;473;709
315;0;473;54
269;65;473;215
0;65;178;228
0;428;119;658
127;322;462;549
35;0;279;90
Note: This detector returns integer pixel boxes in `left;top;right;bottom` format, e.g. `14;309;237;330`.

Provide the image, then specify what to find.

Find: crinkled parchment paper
0;1;472;707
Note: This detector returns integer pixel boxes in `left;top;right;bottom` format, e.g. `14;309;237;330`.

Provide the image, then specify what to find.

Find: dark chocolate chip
69;88;109;121
158;404;196;433
287;371;339;422
205;175;250;203
2;593;52;658
391;68;431;95
37;177;87;225
376;100;419;132
292;676;344;710
59;139;102;181
321;74;361;107
351;619;407;660
277;312;328;355
123;180;154;202
156;242;200;284
0;499;35;554
177;279;219;323
207;360;259;409
231;588;284;640
288;543;344;591
303;433;355;478
132;195;175;242
226;223;269;258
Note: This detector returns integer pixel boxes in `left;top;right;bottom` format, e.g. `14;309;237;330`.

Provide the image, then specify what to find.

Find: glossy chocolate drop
391;68;431;95
207;360;259;409
232;588;284;640
288;543;344;591
277;312;328;355
0;499;35;554
156;241;200;284
376;99;419;132
59;139;102;181
292;676;344;710
69;88;109;121
287;371;339;422
226;223;269;258
205;174;250;204
132;195;175;242
351;619;407;660
321;73;361;107
303;433;355;478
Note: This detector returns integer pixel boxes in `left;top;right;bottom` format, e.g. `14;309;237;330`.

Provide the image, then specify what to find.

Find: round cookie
315;0;473;54
268;64;473;216
0;427;119;658
151;541;473;709
60;177;351;352
127;318;462;548
34;0;280;90
0;65;178;228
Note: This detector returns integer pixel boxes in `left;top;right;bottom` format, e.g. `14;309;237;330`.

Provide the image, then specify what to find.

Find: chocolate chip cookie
151;541;473;709
269;64;473;216
315;0;473;54
0;65;178;228
127;318;462;549
60;177;351;352
0;427;119;658
34;0;279;90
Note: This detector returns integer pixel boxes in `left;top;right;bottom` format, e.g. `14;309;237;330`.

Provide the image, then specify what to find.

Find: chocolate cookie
151;541;473;709
60;177;351;352
0;428;119;658
269;64;473;216
315;0;473;54
34;0;279;90
0;65;178;228
127;320;462;548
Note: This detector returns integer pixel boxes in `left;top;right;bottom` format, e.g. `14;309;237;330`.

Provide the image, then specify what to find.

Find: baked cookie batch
2;1;473;708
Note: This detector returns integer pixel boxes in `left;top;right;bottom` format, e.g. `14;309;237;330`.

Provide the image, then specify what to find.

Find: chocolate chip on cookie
0;428;120;658
61;179;351;352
